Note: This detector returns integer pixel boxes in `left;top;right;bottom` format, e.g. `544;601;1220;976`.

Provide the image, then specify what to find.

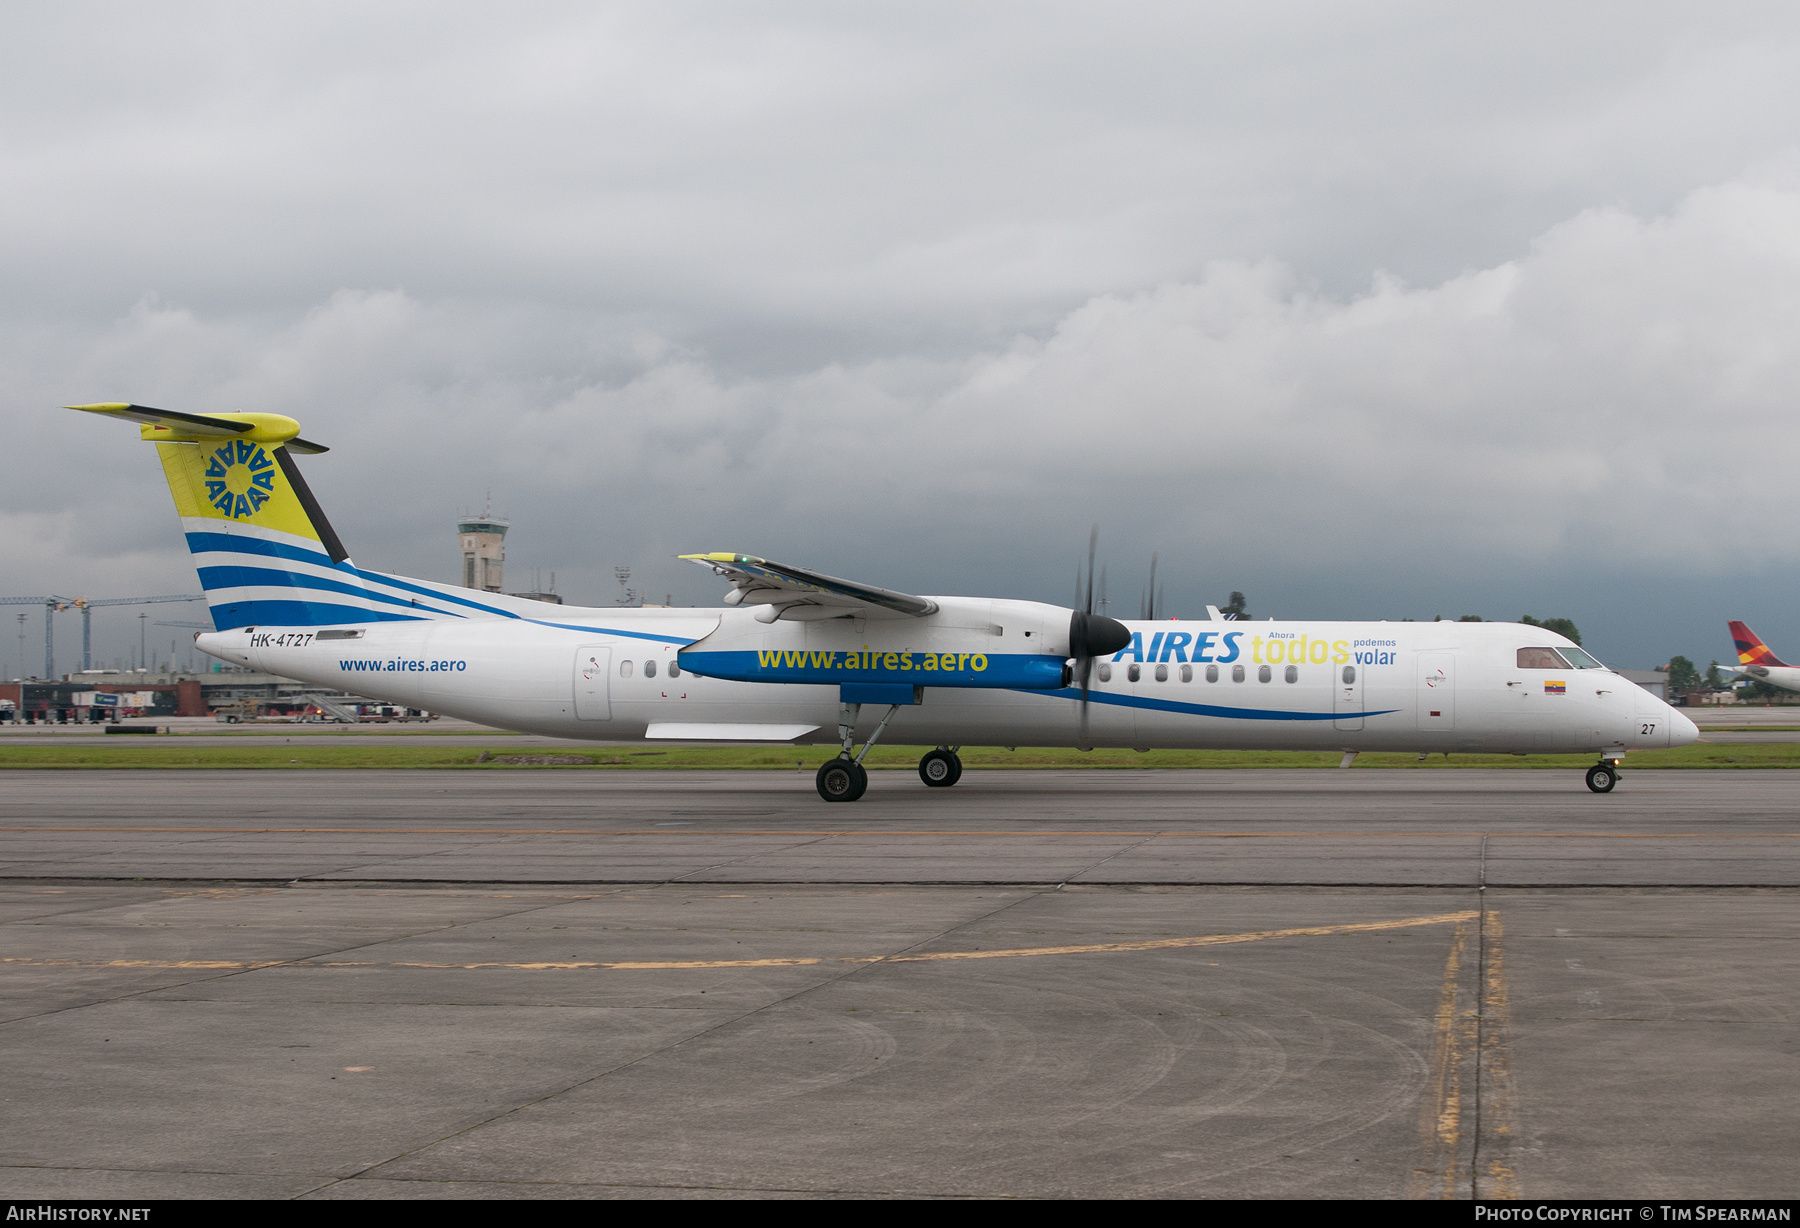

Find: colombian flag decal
1544;680;1566;695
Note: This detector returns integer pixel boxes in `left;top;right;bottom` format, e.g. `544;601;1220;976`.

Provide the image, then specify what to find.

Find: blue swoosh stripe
208;599;429;629
347;568;522;618
187;532;340;571
185;531;525;619
526;619;694;644
1019;686;1401;723
196;565;469;618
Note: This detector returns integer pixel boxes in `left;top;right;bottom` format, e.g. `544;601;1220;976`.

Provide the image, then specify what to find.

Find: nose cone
1669;707;1700;748
1069;610;1131;659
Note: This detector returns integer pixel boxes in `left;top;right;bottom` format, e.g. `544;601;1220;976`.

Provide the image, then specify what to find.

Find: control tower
457;512;509;593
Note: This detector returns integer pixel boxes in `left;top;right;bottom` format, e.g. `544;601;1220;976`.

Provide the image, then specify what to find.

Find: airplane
1726;621;1800;693
69;402;1698;799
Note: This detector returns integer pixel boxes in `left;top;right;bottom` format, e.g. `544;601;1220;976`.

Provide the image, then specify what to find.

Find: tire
1585;764;1618;794
918;748;963;788
816;757;868;802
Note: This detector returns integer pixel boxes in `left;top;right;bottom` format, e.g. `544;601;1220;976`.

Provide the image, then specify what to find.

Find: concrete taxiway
2;769;1796;1199
2;768;1798;885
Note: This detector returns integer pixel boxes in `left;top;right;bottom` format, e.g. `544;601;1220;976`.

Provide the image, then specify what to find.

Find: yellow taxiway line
1;909;1477;974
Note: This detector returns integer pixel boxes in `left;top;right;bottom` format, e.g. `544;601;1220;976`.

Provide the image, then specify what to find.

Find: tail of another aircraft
1728;620;1789;668
69;404;532;631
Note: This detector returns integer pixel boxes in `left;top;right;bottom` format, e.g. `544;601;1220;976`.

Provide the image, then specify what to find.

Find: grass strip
2;743;1798;770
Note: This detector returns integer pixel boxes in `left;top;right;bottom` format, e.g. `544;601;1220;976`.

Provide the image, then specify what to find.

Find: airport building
0;667;388;723
458;512;509;593
1616;669;1672;701
459;509;562;604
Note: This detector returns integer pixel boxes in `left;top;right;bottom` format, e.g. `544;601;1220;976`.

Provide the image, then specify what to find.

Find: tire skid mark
1160;1015;1428;1193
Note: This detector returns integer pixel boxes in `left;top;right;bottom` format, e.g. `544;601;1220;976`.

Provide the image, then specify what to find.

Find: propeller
1141;551;1160;621
1069;525;1131;745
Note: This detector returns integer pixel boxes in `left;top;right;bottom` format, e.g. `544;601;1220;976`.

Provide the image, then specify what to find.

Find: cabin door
1333;662;1364;731
575;645;612;721
1417;652;1456;731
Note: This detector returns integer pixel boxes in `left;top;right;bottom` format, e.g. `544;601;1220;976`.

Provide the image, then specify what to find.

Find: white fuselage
1740;664;1800;694
197;600;1698;756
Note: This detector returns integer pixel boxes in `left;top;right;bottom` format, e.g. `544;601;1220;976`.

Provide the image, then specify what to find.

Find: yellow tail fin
66;403;346;560
74;403;535;630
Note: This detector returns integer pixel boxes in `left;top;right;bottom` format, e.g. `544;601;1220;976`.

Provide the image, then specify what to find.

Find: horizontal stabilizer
681;553;939;618
66;403;329;453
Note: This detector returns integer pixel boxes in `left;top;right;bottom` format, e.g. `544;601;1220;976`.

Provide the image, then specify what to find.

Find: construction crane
1;594;205;678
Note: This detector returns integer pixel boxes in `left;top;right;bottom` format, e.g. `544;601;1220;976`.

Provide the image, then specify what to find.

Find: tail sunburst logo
204;440;277;519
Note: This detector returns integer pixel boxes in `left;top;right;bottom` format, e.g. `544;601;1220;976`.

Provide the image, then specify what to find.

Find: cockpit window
1517;647;1571;669
1560;646;1605;669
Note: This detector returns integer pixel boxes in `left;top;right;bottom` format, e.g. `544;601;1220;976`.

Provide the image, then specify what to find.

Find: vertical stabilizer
1728;620;1789;668
68;404;506;630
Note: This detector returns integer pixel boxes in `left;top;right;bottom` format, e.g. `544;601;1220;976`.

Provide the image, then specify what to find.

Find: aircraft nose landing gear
919;747;963;788
1585;762;1619;793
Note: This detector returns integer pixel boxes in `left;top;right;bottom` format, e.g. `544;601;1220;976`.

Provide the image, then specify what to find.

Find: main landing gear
814;700;905;803
918;747;963;788
1585;761;1620;793
815;757;868;802
812;703;966;803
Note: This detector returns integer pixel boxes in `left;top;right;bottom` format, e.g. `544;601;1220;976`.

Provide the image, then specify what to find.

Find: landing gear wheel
816;757;868;802
1585;763;1618;794
919;748;963;788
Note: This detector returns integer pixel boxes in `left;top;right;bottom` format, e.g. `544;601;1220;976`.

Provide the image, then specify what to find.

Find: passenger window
1258;665;1271;683
1128;664;1141;682
1284;665;1298;683
1154;663;1168;682
1206;664;1219;683
668;661;681;678
1097;664;1112;682
1517;647;1570;669
1179;664;1192;683
619;659;633;678
1342;665;1355;684
1231;664;1244;682
644;659;657;678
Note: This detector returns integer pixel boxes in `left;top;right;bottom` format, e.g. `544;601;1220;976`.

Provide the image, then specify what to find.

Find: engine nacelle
679;597;1074;690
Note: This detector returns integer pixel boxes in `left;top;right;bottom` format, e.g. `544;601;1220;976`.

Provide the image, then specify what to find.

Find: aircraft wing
680;553;939;618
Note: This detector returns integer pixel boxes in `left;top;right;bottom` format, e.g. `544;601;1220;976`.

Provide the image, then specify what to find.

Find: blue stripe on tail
208;599;430;630
194;565;466;618
185;531;526;620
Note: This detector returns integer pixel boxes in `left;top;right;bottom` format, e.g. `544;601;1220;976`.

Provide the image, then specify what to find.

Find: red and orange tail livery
1729;621;1789;668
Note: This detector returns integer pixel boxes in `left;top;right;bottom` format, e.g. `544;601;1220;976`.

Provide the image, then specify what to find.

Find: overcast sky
7;1;1800;674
